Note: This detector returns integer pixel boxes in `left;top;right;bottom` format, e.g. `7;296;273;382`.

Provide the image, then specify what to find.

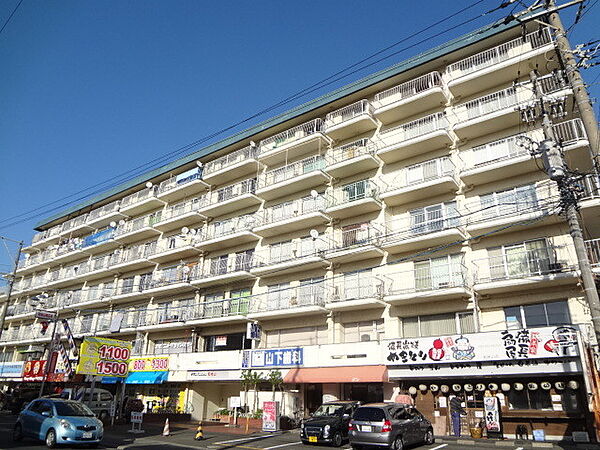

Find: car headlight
300;421;304;429
323;424;330;438
60;419;72;430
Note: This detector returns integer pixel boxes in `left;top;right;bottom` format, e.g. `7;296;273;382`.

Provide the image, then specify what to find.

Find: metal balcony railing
473;245;572;283
251;284;327;313
327;139;373;166
158;168;203;194
553;118;587;145
373;72;443;108
121;186;158;208
386;262;469;295
446;28;553;78
585;239;600;267
331;275;384;303
61;214;89;234
204;145;257;175
254;238;327;268
115;212;161;237
384;157;455;192
86;200;121;223
208;178;256;205
464;86;518;121
148;267;191;289
160;197;206;222
192;253;254;280
375;112;448;147
150;236;199;255
258;155;326;188
329;223;385;251
324;100;373;130
204;214;256;240
382;212;464;247
116;241;157;264
257;195;327;227
259;119;324;154
580;174;600;200
328;180;380;208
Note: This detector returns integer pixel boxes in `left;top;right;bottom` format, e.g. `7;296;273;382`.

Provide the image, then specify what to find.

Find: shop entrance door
305;384;323;415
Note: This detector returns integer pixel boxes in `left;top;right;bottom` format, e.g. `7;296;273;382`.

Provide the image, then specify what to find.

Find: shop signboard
383;326;579;366
242;348;303;368
35;310;57;321
215;336;228;347
262;401;279;432
483;396;501;434
129;356;169;372
23;360;47;382
187;370;241;381
76;337;132;377
131;411;143;424
0;361;24;379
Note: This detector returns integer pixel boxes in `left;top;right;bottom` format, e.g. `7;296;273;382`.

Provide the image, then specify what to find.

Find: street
0;414;592;450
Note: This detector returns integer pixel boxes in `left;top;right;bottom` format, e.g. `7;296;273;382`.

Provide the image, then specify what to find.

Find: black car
7;387;39;415
301;401;360;447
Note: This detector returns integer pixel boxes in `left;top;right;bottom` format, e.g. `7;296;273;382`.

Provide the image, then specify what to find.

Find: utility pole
546;0;600;164
527;69;600;345
0;237;23;342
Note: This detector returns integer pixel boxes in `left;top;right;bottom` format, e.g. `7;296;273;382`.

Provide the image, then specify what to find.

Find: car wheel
301;440;309;445
13;423;23;441
46;429;57;448
332;432;343;447
424;429;434;444
392;436;403;450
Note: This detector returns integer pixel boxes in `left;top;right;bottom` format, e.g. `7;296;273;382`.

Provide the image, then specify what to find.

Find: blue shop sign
242;347;303;368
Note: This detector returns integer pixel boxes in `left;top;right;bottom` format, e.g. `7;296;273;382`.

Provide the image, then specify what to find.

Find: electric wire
0;0;23;37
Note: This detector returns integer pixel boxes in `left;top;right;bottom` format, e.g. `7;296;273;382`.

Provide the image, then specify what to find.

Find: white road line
430;444;448;450
215;434;280;444
263;442;300;449
515;447;524;450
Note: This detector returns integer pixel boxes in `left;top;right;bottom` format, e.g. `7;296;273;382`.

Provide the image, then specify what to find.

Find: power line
0;0;505;231
0;0;22;37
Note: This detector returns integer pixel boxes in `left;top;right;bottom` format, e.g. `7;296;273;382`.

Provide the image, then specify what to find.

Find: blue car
13;398;104;448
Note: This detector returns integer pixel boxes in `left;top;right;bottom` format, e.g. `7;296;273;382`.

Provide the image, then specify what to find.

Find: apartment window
158;301;183;323
210;255;229;276
414;254;463;291
121;277;135;295
299;277;324;305
409;202;459;234
508;389;552;410
101;282;115;298
343;319;384;343
235;250;254;271
302;193;325;212
272;201;293;222
204;333;251;352
87;284;100;301
342;180;369;202
402;312;475;338
270;241;293;263
267;283;291;309
342;270;374;300
406;157;452;185
488;239;552;280
123;308;141;328
480;185;538;219
214;218;234;237
342;222;371;247
266;326;328;347
504;300;571;329
230;289;251;315
154;338;192;355
97;312;111;331
139;273;152;291
80;315;93;334
203;292;225;318
0;352;11;363
217;185;234;202
473;136;523;167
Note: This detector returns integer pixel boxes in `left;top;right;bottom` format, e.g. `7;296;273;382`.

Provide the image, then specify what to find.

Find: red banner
22;360;47;382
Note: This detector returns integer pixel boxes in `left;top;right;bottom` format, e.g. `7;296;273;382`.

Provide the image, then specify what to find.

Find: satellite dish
145;182;153;188
119;219;126;226
309;229;319;239
249;141;257;148
190;229;197;235
196;161;203;168
310;190;319;198
181;227;190;234
109;221;117;228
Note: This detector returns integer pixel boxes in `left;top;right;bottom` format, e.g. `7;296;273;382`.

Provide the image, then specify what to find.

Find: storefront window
204;333;251;352
402;312;474;338
508;389;552;410
504;300;571;329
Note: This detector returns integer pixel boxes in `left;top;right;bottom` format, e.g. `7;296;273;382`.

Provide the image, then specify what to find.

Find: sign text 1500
98;345;130;361
96;361;128;376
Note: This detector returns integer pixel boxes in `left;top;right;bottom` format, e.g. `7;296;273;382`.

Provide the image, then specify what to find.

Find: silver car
348;403;434;450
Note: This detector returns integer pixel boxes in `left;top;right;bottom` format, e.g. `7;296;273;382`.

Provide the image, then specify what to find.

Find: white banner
383;326;579;366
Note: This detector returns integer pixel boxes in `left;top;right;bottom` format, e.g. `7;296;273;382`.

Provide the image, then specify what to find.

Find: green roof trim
35;13;531;230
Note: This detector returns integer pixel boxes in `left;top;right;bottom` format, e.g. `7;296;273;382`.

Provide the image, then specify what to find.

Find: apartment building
1;16;599;440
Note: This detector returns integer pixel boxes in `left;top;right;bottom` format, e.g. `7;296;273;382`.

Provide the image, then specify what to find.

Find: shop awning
125;371;168;384
284;366;388;384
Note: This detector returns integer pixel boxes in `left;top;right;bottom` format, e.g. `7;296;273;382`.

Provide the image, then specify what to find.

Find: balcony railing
580;174;600;200
257;195;327;227
115;241;157;264
160;197;206;222
115;212;161;237
148;267;191;289
376;112;448;146
384;157;455;191
473;245;570;283
208;178;256;204
327;139;372;166
259;119;324;154
252;284;326;312
31;224;62;245
258;155;326;188
386;263;469;295
585;239;600;267
86;200;121;223
254;238;327;268
446;28;553;78
192;253;253;280
61;214;89;234
553;118;587;145
331;275;383;303
204;214;256;240
330;223;385;251
324;100;373;130
464;86;518;120
328;180;380;208
373;72;443;108
121;186;158;209
204;145;257;176
158;168;202;194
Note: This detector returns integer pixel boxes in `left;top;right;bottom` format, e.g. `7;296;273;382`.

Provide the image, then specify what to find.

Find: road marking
263;442;299;449
515;448;524;450
215;435;279;444
430;445;448;450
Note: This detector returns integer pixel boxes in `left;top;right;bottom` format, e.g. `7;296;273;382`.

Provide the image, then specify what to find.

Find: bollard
194;421;204;440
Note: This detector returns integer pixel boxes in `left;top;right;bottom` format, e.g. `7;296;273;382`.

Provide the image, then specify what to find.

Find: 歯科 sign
129;356;169;372
383;326;579;366
76;337;132;377
242;348;303;368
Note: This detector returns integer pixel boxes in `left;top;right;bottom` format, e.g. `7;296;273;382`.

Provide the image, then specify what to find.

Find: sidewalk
434;435;600;449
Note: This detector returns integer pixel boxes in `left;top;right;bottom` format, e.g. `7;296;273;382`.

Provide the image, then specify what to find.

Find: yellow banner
75;337;132;377
129;356;170;372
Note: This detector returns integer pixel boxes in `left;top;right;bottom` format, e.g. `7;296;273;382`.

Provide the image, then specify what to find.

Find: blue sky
0;0;598;273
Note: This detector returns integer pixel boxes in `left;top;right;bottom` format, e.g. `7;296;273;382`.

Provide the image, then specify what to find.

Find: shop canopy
101;371;168;385
284;365;388;384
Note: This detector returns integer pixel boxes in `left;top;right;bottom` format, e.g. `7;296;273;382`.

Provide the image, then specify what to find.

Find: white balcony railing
254;238;327;268
158;168;202;194
328;180;380;208
257;195;327;227
207;178;256;205
447;28;553;79
259;119;324;154
553;118;587;145
204;214;256;241
384;156;455;191
86;200;121;223
115;212;161;237
586;239;600;267
373;72;443;108
375;112;448;147
252;283;327;313
204;145;257;176
331;275;383;303
258;155;326;188
160;196;207;222
327;139;373;166
192;253;254;280
324;100;373;130
121;186;158;209
386;262;469;295
61;214;89;234
464;86;518;121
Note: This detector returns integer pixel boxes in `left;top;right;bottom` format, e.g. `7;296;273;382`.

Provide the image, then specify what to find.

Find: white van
60;388;114;420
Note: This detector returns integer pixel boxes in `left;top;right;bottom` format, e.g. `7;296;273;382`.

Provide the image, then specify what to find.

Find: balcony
197;215;259;252
380;157;459;206
324;224;385;263
325;139;379;178
119;186;165;217
473;245;577;294
59;214;93;238
253;195;329;237
50;237;85;265
453;75;571;140
114;213;162;244
27;224;62;251
144;267;193;296
381;215;466;254
325;276;385;311
373;72;447;124
374;112;452;163
147;236;202;263
256;155;329;201
446;28;554;97
247;284;328;320
250;239;329;277
17;248;55;275
326;180;382;219
153;197;207;232
81;227;120;254
585;238;600;272
86;200;126;229
112;242;157;270
203;145;259;185
157;167;209;203
323;100;378;141
199;178;261;217
77;253;114;281
190;254;254;288
579;174;600;225
384;263;470;305
258;119;332;166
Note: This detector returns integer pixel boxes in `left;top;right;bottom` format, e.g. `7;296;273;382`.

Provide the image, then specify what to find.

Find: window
270;241;293;263
488;239;552;280
480;185;538;219
342;270;374;300
414;254;463;291
342;222;371;247
409;202;459;234
139;273;152;291
203;292;225;318
266;326;328;347
230;289;251;315
235;250;254;271
342;180;369;202
402;312;475;338
204;333;251;352
210;255;229;276
102;282;114;298
267;283;291;309
508;389;552;410
504;300;571;329
121;277;135;295
406;157;452;185
154;338;192;355
353;407;386;421
343;319;384;343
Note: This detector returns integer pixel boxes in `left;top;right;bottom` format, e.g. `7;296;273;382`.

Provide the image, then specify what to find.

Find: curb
434;436;600;449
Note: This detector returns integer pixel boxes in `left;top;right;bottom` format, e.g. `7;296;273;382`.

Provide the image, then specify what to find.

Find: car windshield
54;401;95;417
312;404;345;417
